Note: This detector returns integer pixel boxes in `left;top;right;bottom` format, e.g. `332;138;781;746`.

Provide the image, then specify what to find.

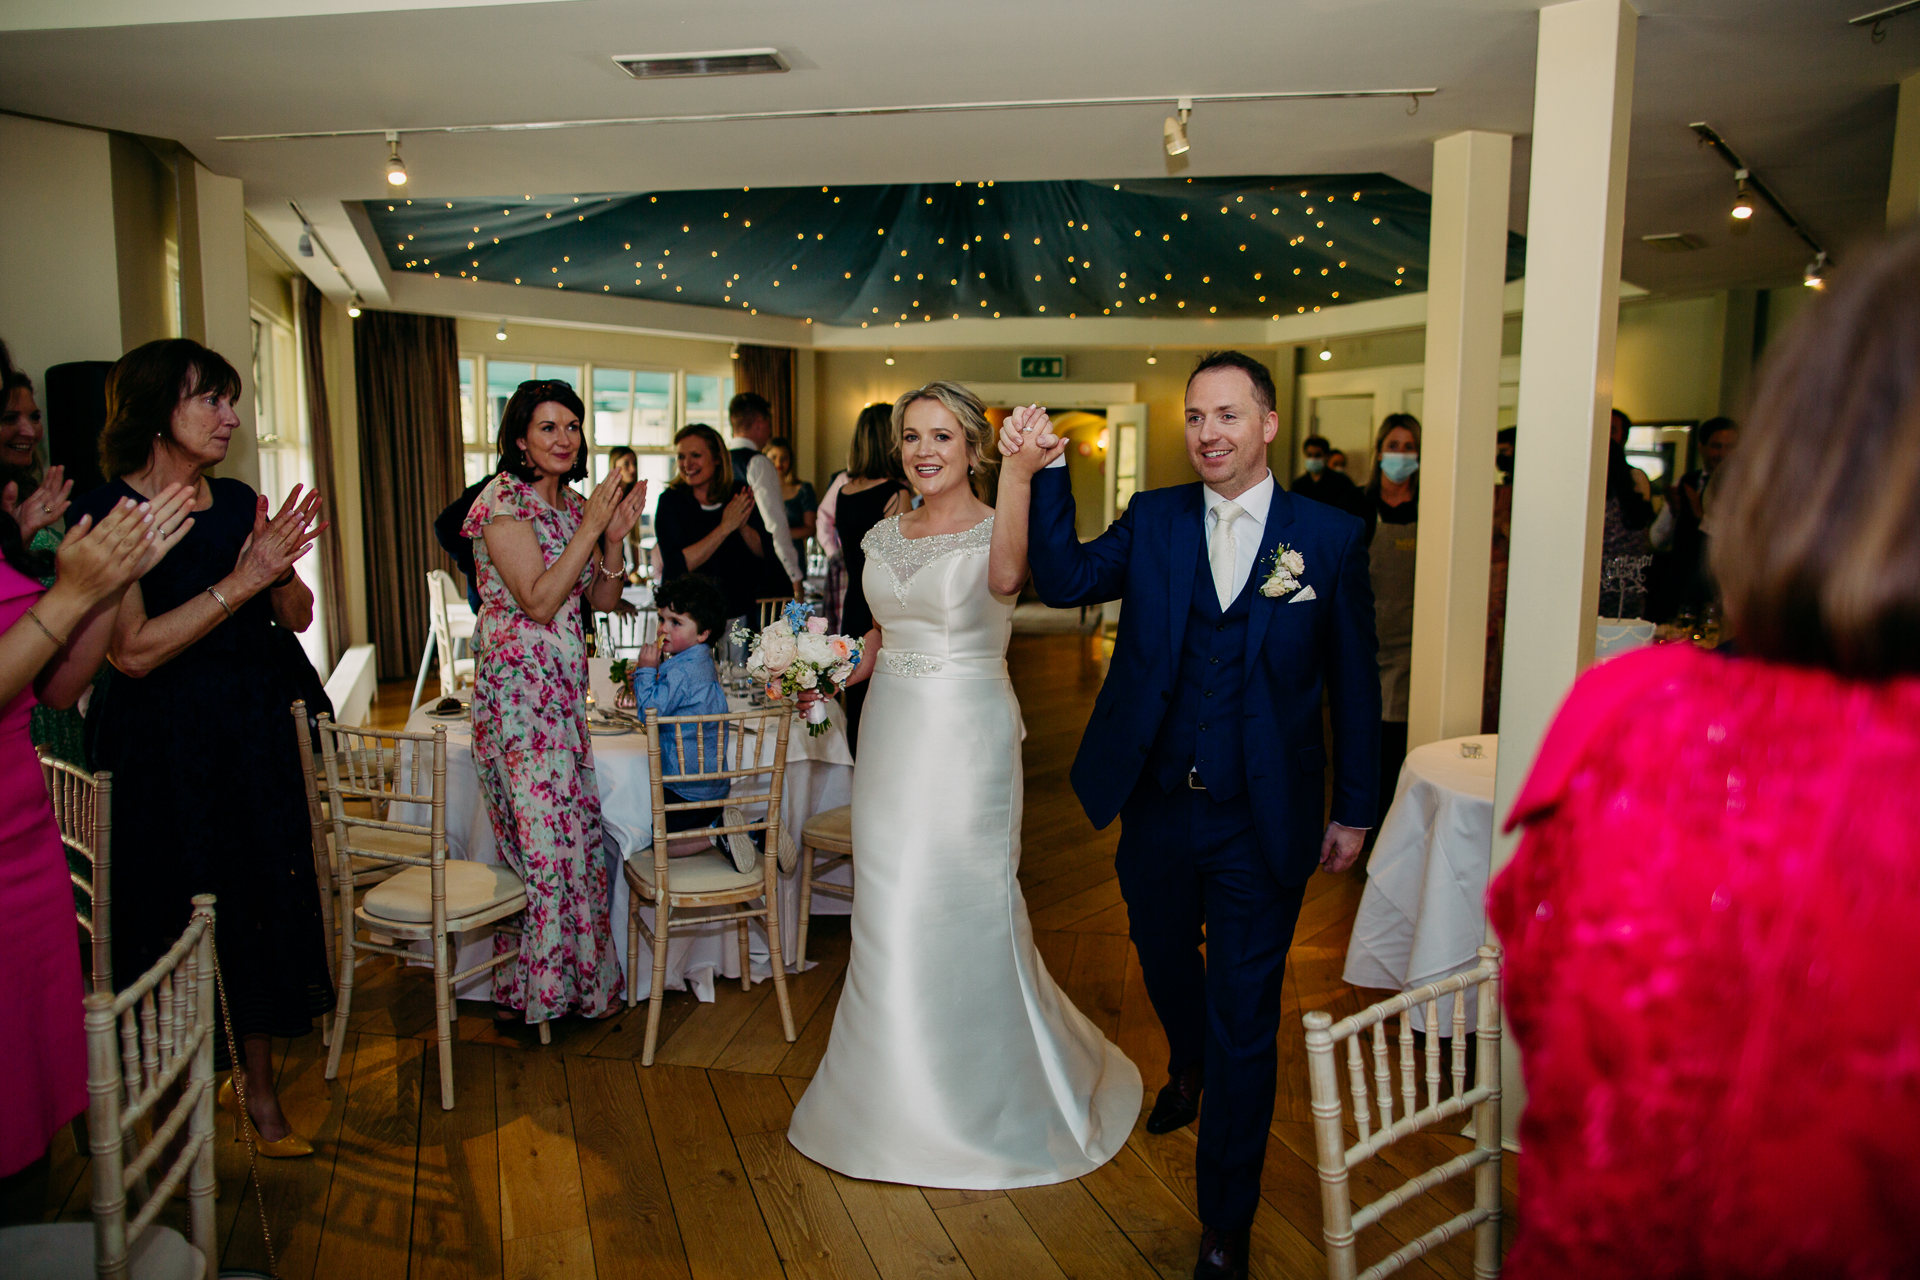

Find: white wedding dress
786;515;1141;1188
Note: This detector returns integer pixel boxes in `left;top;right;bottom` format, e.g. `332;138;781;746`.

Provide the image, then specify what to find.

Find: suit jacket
1026;466;1380;883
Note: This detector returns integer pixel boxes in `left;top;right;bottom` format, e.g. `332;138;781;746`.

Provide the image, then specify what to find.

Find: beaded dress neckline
864;515;994;603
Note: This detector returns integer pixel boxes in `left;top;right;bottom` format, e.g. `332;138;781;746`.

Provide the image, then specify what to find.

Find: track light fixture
1163;98;1192;157
1318;342;1333;362
385;131;408;186
884;349;895;366
495;322;508;341
730;343;740;360
297;231;313;258
1145;348;1157;365
1803;251;1829;289
346;294;363;318
1729;169;1754;221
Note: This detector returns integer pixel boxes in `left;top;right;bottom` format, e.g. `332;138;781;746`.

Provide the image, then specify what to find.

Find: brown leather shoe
1193;1224;1250;1280
1145;1064;1203;1135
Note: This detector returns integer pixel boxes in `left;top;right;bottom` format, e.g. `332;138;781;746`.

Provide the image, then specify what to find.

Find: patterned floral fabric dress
462;471;623;1022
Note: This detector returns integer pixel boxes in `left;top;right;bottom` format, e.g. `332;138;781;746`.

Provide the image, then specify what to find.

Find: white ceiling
3;0;1916;314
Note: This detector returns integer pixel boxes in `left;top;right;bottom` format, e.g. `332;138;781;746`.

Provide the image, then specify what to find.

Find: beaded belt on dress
877;650;1008;680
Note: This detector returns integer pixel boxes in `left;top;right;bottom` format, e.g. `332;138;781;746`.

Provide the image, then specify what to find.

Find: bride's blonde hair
892;381;998;499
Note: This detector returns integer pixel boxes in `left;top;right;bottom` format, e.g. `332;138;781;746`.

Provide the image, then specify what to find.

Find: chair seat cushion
628;850;764;896
0;1221;205;1280
802;804;853;851
361;860;524;924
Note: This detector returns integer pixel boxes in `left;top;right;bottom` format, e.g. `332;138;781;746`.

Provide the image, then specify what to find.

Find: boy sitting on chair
631;574;757;871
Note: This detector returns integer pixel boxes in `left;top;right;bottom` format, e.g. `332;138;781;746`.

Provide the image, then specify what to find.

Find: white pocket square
1289;585;1317;603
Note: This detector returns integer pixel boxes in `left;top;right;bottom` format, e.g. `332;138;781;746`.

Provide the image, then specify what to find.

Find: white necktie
1210;500;1245;609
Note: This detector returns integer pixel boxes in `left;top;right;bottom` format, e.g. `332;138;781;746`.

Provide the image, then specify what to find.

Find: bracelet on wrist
206;586;234;619
271;569;296;589
23;607;69;648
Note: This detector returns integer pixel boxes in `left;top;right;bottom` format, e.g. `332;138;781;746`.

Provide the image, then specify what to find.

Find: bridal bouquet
734;602;863;737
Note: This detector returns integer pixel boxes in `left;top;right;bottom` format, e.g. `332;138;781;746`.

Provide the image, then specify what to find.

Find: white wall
0;115;124;394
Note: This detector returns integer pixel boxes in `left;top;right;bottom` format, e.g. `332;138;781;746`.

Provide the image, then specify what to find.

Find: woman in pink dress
0;479;191;1188
1489;229;1920;1276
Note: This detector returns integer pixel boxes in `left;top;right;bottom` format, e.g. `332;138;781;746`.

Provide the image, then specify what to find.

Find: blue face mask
1379;453;1420;484
1303;456;1326;474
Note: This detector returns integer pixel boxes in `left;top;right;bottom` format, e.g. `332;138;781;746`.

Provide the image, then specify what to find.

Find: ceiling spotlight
1163;98;1192;157
1318;342;1333;362
385;131;408;187
346;294;362;318
1145;347;1157;365
730;343;740;360
495;322;508;341
1729;169;1753;221
297;230;313;258
1803;250;1828;289
884;349;895;366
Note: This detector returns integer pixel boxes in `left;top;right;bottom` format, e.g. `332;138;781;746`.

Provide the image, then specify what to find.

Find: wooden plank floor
39;633;1517;1277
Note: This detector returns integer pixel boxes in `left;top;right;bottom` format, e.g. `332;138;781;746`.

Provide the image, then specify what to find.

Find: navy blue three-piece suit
1027;464;1380;1231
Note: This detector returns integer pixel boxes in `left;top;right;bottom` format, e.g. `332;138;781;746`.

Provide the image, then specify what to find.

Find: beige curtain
352;310;463;679
296;280;351;671
736;344;795;441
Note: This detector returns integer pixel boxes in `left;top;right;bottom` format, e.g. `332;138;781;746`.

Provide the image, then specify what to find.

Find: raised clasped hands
603;479;649;545
996;404;1067;480
2;464;74;543
54;483;196;608
235;484;327;594
719;488;756;534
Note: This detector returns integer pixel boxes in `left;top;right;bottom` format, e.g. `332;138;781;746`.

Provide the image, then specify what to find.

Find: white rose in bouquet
795;631;835;669
760;627;799;673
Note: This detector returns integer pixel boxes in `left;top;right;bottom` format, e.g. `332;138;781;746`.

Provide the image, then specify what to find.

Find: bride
786;382;1141;1188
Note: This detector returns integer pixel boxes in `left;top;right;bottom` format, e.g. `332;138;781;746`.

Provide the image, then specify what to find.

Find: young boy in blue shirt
630;574;757;871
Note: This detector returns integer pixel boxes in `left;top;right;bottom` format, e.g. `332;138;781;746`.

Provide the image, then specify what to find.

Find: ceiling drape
352;309;463;679
735;344;795;442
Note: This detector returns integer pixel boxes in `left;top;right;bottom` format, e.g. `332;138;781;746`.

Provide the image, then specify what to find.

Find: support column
1887;70;1920;229
1490;0;1638;1146
1407;130;1512;749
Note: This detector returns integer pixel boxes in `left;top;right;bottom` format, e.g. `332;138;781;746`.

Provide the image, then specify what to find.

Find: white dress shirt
1202;471;1274;602
729;435;804;583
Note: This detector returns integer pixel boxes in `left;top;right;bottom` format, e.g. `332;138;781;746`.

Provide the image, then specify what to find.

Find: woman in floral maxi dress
462;379;648;1027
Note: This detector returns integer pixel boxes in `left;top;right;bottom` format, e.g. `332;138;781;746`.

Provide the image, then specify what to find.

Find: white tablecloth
1343;733;1497;1032
392;695;853;1003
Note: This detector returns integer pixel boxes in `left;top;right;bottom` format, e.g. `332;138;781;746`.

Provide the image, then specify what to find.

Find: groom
1001;351;1379;1280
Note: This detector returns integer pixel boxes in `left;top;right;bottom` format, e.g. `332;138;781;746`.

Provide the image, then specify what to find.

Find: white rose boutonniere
1259;545;1308;598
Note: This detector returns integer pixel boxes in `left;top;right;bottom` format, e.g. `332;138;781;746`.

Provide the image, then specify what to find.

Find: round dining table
1342;732;1498;1032
391;693;854;1003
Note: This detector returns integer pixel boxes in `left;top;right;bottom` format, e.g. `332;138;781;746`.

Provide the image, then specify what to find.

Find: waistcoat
1149;536;1255;799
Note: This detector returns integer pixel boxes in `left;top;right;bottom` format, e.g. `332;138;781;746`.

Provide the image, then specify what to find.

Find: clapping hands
585;474;650;544
2;465;74;542
997;404;1067;479
234;485;327;594
54;483;195;608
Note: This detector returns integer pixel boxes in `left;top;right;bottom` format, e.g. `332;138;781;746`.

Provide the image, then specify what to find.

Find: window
685;372;735;430
457;358;488;484
457;355;733;499
252;309;329;671
589;367;676;491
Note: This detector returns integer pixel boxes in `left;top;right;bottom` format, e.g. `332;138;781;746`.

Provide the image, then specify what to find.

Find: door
1311;394;1377;481
1103;403;1146;529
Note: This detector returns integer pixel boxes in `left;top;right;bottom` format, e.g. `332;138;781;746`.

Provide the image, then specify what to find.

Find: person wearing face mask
1366;413;1421;828
1290;433;1363;518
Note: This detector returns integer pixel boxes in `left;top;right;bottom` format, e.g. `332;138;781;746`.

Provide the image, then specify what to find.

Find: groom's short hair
1189;351;1277;419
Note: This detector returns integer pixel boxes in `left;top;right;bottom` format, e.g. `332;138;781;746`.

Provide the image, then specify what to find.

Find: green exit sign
1019;355;1065;380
